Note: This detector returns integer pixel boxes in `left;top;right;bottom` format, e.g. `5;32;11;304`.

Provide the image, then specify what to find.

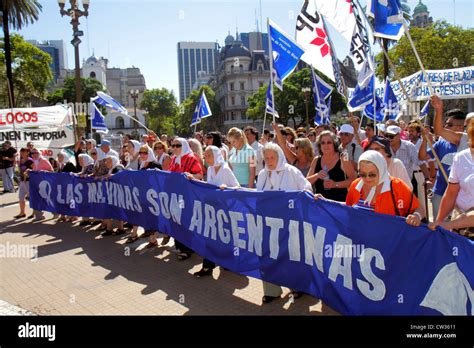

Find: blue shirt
428;138;457;196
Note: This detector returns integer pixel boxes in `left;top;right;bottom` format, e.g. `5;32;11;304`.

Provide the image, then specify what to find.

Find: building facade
27;40;68;82
411;0;433;28
177;42;219;102
215;34;270;132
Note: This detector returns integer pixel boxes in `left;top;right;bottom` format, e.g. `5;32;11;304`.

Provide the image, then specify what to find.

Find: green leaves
46;77;105;105
139;88;179;136
0;34;52;106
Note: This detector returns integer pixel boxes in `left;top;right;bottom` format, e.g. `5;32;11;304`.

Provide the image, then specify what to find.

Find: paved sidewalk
0;193;338;315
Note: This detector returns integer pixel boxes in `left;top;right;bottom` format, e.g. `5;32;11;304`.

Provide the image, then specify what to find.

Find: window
230;66;234;74
231;96;235;105
231;112;235;120
116;116;125;129
90;71;96;78
240;96;245;106
230;82;234;91
240;82;245;90
239;65;244;73
258;63;263;72
259;81;264;88
242;112;247;120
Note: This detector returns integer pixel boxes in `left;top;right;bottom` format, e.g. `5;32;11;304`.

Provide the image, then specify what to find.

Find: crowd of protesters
1;95;473;303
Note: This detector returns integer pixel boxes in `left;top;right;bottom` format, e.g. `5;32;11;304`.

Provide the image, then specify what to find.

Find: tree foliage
177;85;221;137
375;21;474;80
0;34;52;106
139;88;179;136
246;67;346;127
47;77;105;105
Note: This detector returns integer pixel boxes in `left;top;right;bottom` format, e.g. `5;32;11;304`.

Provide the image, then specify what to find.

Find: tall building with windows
26;40;68;82
215;34;270;132
238;32;269;56
177;42;219;102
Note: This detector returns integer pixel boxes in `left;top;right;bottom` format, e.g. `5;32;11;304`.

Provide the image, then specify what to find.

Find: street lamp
58;0;89;141
301;87;311;131
130;89;140;136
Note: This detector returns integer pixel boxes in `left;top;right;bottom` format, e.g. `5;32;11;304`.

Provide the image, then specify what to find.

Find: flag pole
89;97;93;139
312;65;323;125
267;18;276;126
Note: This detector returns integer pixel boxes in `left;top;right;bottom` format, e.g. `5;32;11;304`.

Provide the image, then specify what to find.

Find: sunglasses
171;144;182;148
280;131;287;136
154;147;163;150
320;141;333;145
139;152;148;155
340;132;352;136
91;152;97;155
31;152;39;155
386;134;397;139
359;172;377;178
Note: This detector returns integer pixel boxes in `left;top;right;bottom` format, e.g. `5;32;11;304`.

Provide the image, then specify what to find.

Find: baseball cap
385;125;401;135
339;124;354;135
100;139;111;146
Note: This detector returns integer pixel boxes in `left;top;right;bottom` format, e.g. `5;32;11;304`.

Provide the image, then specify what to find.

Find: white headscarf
58;150;71;163
208;145;225;168
129;140;141;155
78;153;94;168
107;155;121;174
139;145;157;169
173;137;193;165
356;150;390;205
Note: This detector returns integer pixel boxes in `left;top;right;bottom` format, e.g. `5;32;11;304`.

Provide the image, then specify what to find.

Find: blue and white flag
364;94;384;122
348;61;374;111
311;67;332;125
265;81;279;117
367;0;405;40
269;19;305;91
90;103;109;134
383;78;399;120
420;100;430;119
190;92;212;127
92;91;128;114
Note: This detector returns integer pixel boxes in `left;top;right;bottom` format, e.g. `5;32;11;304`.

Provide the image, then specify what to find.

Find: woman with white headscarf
345;150;424;225
189;145;240;277
126;140;141;170
126;145;162;245
167;137;204;260
57;150;77;173
77;154;95;177
256;143;312;304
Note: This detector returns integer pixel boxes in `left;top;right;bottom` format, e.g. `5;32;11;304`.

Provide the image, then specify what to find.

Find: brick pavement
0;192;338;315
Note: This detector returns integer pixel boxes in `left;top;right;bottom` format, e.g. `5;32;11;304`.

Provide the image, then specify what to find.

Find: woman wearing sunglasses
168;138;203;260
345;150;425;226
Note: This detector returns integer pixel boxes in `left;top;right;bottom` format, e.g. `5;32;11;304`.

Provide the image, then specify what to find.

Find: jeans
431;193;443;221
1;167;15;192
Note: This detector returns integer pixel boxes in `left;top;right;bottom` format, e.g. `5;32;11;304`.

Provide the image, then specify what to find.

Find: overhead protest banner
374;66;474;103
29;171;474;316
0;105;75;158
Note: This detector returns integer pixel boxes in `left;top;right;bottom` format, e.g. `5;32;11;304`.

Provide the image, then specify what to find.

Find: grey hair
188;138;203;159
262;142;282;156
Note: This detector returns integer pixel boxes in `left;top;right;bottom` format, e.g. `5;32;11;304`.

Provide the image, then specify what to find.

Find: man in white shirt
387;125;419;180
339;124;363;170
244;126;264;175
97;139;119;160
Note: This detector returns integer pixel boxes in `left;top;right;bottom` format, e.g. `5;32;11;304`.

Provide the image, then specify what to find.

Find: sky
13;0;474;99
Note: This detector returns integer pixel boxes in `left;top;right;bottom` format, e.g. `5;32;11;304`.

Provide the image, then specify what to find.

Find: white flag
314;0;356;43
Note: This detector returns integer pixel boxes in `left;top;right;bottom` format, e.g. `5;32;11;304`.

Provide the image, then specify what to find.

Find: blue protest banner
29;171;474;315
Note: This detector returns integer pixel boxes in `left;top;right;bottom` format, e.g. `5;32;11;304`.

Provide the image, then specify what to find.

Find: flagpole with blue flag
267;18;276;126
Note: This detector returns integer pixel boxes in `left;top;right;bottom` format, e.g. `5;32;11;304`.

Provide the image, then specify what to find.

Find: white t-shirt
388;158;413;190
97;148;119;161
448;148;474;212
207;163;240;187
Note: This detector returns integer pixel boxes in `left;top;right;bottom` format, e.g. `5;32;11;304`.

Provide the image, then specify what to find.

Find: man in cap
339;124;363;170
386;124;419;190
97;139;119;160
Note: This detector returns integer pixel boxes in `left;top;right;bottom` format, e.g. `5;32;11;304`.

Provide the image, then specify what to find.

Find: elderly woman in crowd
26;148;54;221
13;148;34;219
73;153;97;227
56;150;78;222
125;140;141;170
153;140;171;171
188;138;206;176
168;137;204;260
431;118;474;239
189;145;240;277
366;136;413;190
272;123;314;176
227;127;256;188
256;143;312;304
127;145;163;245
307;131;356;202
344;150;425;225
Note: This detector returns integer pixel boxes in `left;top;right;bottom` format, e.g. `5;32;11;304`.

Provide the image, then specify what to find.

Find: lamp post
130;89;139;136
58;0;89;141
301;87;311;131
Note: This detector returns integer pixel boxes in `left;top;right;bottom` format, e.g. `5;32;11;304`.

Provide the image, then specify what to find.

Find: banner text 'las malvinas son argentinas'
29;171;474;316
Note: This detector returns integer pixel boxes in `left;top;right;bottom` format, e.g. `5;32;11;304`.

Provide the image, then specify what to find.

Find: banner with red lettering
0;105;75;158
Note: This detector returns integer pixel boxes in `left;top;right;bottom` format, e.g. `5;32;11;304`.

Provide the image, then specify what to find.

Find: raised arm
432;95;463;146
272;122;297;163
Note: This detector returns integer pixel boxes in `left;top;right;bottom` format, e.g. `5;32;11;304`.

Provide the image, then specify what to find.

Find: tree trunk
2;1;15;108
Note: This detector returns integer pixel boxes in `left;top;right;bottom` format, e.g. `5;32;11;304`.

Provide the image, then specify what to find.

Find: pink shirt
33;158;54;172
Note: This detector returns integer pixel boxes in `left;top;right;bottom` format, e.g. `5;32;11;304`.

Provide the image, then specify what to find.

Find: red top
169;153;203;175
